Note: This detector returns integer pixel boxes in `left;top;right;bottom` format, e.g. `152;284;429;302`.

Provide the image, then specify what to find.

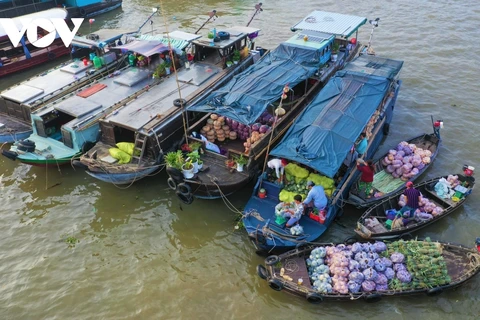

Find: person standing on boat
400;181;422;217
356;158;375;198
283;195;304;228
303;181;328;212
267;158;287;183
355;132;368;158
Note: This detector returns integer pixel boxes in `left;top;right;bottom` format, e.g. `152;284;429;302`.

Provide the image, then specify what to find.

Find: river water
1;0;479;319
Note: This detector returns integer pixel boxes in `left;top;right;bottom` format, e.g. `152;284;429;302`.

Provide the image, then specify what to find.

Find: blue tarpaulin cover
270;55;404;178
187;42;324;125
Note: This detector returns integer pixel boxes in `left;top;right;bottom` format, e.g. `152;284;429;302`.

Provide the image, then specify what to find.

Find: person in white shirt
267;158;287;182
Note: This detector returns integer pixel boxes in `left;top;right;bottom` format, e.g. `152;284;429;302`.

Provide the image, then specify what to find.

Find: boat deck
276;256;312;289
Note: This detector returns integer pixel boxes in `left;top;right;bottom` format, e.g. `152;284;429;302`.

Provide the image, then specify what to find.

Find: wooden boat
0;0;122;19
347;128;442;209
0;28;140;143
2;39;184;166
73;26;262;184
243;55;404;254
354;172;475;240
165;11;374;204
256;238;480;303
0;8;71;77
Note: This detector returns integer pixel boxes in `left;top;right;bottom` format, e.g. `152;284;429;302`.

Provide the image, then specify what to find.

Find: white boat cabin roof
291;11;367;38
71;29;138;49
193;26;260;50
36;67;154;129
105;62;222;131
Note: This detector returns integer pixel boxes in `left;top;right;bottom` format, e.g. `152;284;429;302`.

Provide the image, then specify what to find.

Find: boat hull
84;166;159;185
0;130;31;144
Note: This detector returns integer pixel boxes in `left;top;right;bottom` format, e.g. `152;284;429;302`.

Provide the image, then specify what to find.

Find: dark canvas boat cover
186;42;323;125
270;56;404;178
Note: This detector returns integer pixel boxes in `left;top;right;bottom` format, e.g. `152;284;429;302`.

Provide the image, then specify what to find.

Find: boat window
61;127;74;148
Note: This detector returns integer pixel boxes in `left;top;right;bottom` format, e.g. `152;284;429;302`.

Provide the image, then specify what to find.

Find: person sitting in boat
355;132;368;158
399;181;422;217
279;195;304;228
303;181;328;213
356;158;375;198
267;158;287;183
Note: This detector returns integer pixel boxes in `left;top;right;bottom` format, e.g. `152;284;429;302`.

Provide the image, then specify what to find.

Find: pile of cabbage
398;194;444;221
290;225;304;236
381;141;433;180
306;241;414;294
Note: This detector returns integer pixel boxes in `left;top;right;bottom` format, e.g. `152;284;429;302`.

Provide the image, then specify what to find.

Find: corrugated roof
291;11;367;38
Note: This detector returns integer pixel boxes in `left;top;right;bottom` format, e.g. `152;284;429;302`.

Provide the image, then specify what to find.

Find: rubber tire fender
177;182;191;196
20;139;35;147
173;98;187;108
256;265;268;280
306;292;324;304
80;8;87;17
268;278;283;291
265;255;279;266
167;177;177;190
383;123;390;135
364;293;382;303
426;287;443;297
176;190;193;205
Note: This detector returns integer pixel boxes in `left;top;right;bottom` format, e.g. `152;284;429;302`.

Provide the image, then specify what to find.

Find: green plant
183;159;193;170
234;154;248;165
198;159;203;165
226;60;233;67
153;63;166;78
187;151;200;163
332;42;340;53
165;150;184;170
189;141;202;151
232;49;241;62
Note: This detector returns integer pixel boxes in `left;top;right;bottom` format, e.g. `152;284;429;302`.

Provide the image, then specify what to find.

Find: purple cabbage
363;268;378;281
381;257;393;268
375;273;388;285
374;259;386;272
367;252;379;260
417;162;426;170
354;252;368;262
373;241;387;253
351;242;363;253
349;259;360;271
359;258;374;270
396;269;412;283
362;243;375;252
384;267;395;280
393;263;407;272
361;280;376;292
336;244;347;251
348;281;362;293
375;283;389;291
390;252;405;263
348;271;365;283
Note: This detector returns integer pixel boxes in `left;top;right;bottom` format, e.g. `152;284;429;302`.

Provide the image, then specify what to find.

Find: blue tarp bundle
270;56;403;178
187;42;323;125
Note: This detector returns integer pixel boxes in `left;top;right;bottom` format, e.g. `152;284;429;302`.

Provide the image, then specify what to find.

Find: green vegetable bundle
386;240;451;290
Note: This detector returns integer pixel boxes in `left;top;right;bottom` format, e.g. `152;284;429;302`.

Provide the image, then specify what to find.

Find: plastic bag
109;148;131;164
116;142;135;156
434;178;450;198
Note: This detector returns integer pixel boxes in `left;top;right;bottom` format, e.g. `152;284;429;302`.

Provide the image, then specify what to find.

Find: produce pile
364;110;380;139
279;163;336;203
398;194;444;222
199;112;273;153
381;141;433;181
306;239;450;294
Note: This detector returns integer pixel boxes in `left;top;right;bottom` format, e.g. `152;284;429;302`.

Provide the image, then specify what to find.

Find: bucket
256;46;265;56
385;209;396;220
89;53;96;61
258;188;266;198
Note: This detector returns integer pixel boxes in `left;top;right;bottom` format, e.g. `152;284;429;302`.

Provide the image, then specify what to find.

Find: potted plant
187;151;200;173
232;50;241;64
182;160;194;179
165;150;183;170
164;61;172;75
234;154;248;172
226;158;236;168
226;60;233;68
197;159;203;170
331;42;340;62
189;141;202;152
153;63;166;78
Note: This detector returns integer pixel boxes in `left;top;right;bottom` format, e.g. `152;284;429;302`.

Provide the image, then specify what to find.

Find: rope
208;175;244;214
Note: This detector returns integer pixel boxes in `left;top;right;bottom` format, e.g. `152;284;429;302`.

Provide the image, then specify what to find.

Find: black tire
177;183;191;196
426;287;443;297
20;139;35;147
265;255;279;266
400;233;413;240
166;166;184;182
306;292;324;304
364;293;382;303
176;190;193;205
17;141;35;153
217;31;230;40
2;150;18;161
256;265;268;280
383;123;390;135
81;141;95;153
167;178;177;190
80;8;86;17
173;98;187;108
344;236;358;245
268;278;283;291
47;52;56;60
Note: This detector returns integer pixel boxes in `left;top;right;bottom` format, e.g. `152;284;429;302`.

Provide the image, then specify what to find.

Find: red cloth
357;164;374;182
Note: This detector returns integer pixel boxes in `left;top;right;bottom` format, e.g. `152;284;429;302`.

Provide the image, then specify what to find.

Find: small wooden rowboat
354;174;475;240
347;131;441;209
256;238;480;303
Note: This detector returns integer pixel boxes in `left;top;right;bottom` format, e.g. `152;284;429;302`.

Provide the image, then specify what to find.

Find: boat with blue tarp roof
165;11;371;204
242;54;404;254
